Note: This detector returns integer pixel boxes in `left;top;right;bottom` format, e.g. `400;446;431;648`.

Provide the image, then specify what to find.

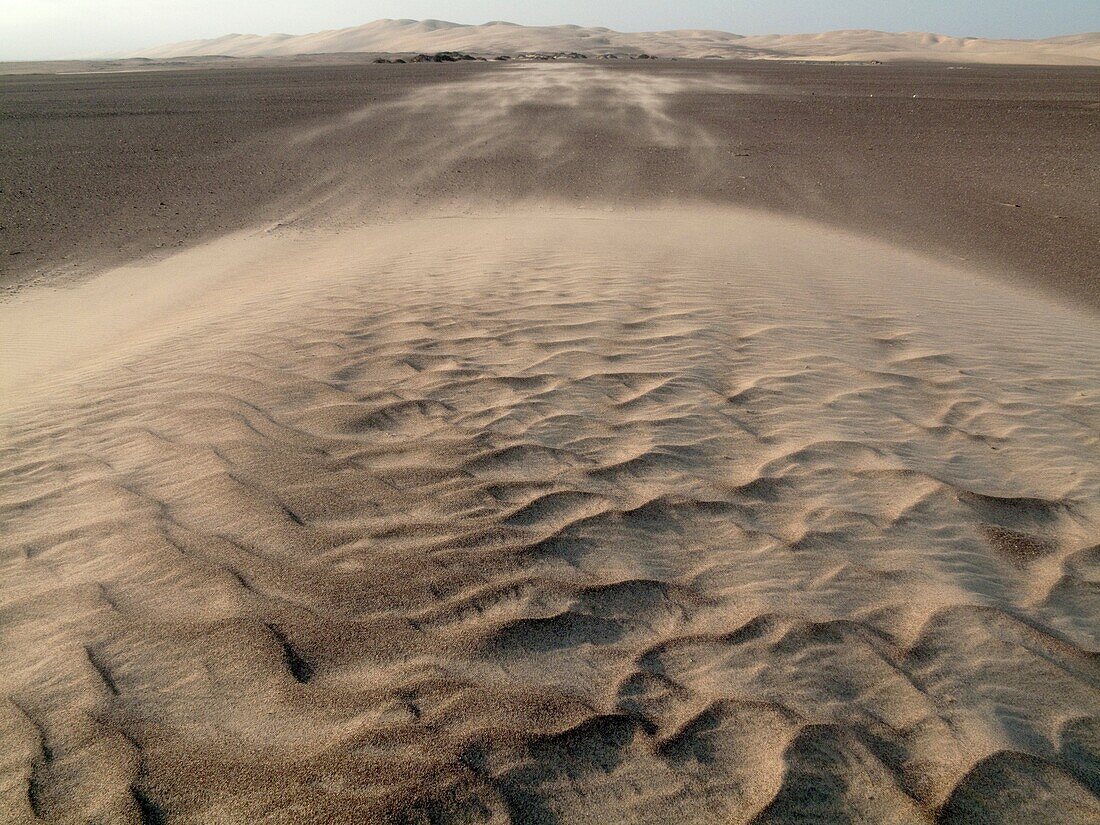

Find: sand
125;19;1100;65
2;62;1099;823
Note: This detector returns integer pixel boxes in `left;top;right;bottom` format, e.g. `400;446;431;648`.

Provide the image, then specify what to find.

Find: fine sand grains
2;208;1098;822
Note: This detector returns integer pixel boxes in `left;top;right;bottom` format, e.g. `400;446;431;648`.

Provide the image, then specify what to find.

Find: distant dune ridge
126;18;1100;64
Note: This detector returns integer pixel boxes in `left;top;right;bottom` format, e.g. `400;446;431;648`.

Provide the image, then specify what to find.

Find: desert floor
1;60;1098;824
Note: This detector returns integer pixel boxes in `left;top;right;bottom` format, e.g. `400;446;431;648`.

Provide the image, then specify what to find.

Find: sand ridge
127;18;1100;65
2;207;1098;821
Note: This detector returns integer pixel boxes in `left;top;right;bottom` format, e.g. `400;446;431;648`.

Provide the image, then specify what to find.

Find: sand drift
279;64;756;226
3;205;1098;822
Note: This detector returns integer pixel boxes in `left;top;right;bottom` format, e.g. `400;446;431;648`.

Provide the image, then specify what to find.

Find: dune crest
126;18;1100;64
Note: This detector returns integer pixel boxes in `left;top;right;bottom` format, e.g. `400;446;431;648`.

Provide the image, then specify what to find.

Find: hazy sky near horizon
3;1;1098;60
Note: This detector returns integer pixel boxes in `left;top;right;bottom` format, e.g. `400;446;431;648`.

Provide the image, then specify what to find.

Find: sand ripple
2;209;1098;822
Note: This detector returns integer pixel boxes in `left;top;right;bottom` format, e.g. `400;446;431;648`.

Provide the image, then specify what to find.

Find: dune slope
3;207;1099;822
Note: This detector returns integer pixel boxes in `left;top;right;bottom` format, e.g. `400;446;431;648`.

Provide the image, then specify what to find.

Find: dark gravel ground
2;58;1097;309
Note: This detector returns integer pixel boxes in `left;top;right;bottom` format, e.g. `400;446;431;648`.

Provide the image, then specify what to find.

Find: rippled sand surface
3;208;1098;822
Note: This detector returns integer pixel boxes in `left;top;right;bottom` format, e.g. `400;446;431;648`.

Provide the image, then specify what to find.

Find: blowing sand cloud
285;64;751;223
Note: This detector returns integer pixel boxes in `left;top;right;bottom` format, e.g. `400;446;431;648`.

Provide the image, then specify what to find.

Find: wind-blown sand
126;18;1100;65
5;62;1099;307
2;62;1099;823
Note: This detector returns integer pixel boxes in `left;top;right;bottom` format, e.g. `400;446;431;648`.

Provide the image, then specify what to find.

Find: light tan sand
2;206;1098;821
128;19;1100;65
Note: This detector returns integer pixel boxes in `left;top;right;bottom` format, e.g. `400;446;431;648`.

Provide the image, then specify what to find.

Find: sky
2;0;1098;61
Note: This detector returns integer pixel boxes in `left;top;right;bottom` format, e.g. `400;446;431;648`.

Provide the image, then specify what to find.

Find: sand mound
3;207;1098;822
126;18;1100;65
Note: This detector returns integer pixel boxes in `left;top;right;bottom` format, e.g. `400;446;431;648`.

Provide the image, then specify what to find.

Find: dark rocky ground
2;59;1097;309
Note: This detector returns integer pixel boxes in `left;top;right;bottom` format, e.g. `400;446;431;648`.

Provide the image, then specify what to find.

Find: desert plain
1;46;1099;825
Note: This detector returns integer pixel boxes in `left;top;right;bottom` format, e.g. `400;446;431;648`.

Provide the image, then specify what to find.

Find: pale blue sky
3;1;1098;60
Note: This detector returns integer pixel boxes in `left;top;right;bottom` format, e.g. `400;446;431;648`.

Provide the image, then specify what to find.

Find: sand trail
2;207;1098;822
278;64;752;228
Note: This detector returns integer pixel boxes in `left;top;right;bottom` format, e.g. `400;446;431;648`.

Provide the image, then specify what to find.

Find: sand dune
3;205;1098;822
127;18;1100;65
2;62;1099;823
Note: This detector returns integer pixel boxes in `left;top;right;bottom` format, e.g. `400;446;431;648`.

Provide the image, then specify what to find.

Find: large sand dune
127;18;1100;65
2;62;1099;823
